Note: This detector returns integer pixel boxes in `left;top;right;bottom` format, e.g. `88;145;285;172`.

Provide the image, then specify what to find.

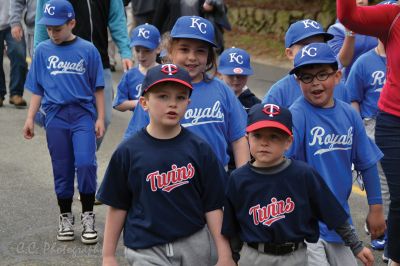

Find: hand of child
355;247;374;266
102;256;118;266
366;205;386;240
95;119;105;139
23;118;35;139
121;58;133;72
215;257;237;266
203;2;214;12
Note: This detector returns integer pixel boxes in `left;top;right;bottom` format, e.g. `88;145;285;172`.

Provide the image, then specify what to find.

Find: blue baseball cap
170;16;216;47
130;23;161;49
218;47;254;76
285;19;333;48
141;64;193;96
290;43;338;74
247;103;293;136
38;0;75;26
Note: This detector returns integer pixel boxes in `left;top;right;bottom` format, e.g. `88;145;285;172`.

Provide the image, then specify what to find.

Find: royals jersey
97;128;226;249
287;97;383;242
327;22;377;80
123;77;247;166
222;161;348;243
262;74;350;108
346;49;386;119
113;67;144;108
25;38;104;126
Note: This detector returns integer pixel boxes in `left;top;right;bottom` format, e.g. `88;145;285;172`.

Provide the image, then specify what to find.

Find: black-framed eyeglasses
296;71;336;84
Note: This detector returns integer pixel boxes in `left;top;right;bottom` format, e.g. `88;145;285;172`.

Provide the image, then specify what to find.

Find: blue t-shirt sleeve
361;165;383;205
89;46;105;90
351;111;383;170
327;23;345;57
224;83;247;143
346;60;364;103
262;86;280;105
124;104;150;139
307;168;349;230
25;47;44;96
113;72;130;108
199;143;227;212
96;145;133;210
221;179;241;237
286;105;306;161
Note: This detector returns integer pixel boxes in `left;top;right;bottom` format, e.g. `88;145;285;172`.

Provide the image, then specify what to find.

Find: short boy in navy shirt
97;64;235;266
222;103;374;266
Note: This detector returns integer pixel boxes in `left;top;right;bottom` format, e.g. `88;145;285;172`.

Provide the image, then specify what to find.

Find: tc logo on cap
263;104;280;117
301;45;318;58
301;19;320;29
190;17;207;34
161;64;178;76
229;53;244;64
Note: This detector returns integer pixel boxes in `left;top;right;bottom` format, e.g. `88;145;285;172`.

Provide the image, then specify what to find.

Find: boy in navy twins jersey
97;64;236;266
262;19;350;108
23;0;104;244
287;43;386;266
222;103;373;266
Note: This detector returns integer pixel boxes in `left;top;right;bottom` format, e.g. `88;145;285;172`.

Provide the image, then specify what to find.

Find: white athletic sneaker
81;211;98;244
57;213;75;241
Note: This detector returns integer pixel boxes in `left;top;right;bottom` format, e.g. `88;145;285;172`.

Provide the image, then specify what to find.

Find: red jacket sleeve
336;0;400;43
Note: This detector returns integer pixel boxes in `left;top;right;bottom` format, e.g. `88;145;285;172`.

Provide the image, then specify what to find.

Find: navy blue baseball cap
218;47;254;76
289;43;338;75
171;16;216;47
141;64;193;96
247;103;293;136
130;23;161;49
38;0;75;26
285;19;333;48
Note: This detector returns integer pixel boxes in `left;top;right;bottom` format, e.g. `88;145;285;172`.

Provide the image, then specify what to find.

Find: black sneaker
57;213;75;241
81;211;98;244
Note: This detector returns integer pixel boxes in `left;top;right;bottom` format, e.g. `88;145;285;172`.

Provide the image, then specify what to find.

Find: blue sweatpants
46;105;97;199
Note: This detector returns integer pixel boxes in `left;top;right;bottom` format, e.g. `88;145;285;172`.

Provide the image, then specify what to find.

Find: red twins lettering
146;164;195;192
249;197;295;226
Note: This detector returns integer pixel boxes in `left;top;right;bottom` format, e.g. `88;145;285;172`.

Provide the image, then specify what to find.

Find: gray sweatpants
307;239;357;266
239;243;308;266
124;226;217;266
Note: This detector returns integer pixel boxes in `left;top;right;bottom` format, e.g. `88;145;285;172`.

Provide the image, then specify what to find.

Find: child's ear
285;135;294;150
285;47;295;61
333;69;342;85
139;96;149;111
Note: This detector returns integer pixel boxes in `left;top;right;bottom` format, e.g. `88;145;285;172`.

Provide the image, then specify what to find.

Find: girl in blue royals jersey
124;16;250;168
23;0;104;245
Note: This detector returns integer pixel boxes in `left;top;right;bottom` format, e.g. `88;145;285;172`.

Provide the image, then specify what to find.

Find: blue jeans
0;27;27;99
375;111;400;262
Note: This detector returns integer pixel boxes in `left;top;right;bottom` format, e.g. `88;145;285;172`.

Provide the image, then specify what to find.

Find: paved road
0;59;387;265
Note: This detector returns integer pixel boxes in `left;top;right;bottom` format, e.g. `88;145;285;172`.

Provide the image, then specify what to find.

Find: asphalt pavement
0;58;387;265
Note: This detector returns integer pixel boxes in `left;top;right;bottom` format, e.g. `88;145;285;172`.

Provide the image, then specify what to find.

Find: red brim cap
246;120;292;136
142;78;193;95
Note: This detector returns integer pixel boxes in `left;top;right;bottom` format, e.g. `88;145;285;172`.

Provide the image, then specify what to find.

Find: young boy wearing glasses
287;42;386;266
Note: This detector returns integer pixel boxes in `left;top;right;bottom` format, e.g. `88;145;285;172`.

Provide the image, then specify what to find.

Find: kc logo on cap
38;0;75;26
190;17;207;34
218;47;253;76
170;16;216;47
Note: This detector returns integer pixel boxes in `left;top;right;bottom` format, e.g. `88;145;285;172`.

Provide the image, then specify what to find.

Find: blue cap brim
287;32;334;48
38;17;69;26
130;40;158;50
218;67;253;76
171;33;217;47
289;59;338;75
